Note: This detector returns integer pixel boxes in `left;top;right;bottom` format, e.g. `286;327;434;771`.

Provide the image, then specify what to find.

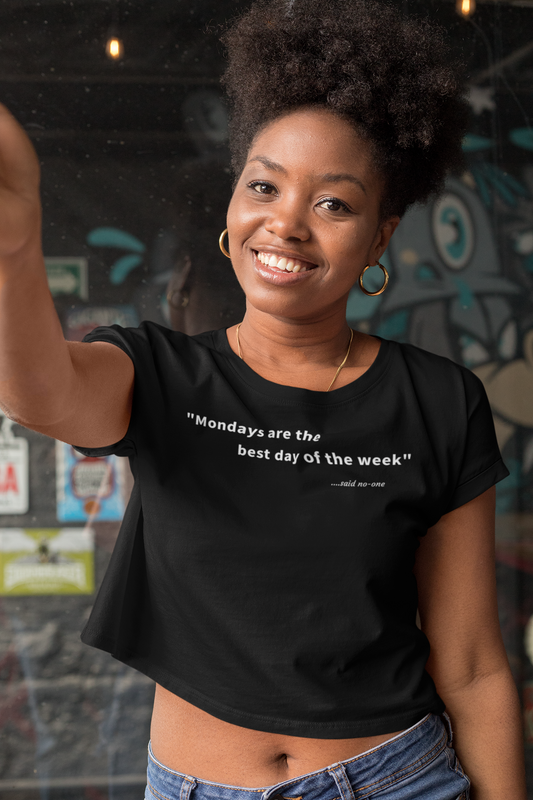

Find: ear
166;254;192;309
370;216;400;263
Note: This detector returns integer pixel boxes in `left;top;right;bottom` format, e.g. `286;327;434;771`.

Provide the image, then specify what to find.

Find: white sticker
0;417;29;514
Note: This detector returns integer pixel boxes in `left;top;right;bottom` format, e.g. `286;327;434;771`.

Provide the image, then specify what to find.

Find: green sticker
45;258;89;301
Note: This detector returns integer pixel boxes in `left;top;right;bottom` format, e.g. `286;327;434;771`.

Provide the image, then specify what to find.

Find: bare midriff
150;685;405;788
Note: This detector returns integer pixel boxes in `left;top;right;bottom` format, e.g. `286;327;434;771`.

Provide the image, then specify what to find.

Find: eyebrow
248;156;288;174
319;172;367;195
247;156;366;194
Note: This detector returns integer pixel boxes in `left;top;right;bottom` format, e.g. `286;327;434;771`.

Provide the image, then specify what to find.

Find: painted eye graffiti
499;320;517;361
460;334;489;368
432;193;475;270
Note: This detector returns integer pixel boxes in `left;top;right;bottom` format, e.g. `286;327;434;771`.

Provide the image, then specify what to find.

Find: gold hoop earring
219;228;231;259
358;262;389;296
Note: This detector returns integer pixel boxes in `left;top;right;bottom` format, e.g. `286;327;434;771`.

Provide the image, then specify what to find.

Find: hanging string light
105;36;124;60
105;0;123;60
456;0;476;18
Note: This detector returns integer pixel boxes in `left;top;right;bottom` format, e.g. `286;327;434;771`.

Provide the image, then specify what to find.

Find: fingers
0;103;41;195
0;105;42;257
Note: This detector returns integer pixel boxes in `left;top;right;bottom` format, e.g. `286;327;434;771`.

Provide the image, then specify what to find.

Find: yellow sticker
0;528;94;595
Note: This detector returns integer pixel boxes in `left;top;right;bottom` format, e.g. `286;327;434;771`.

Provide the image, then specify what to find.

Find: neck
227;307;381;393
232;307;354;371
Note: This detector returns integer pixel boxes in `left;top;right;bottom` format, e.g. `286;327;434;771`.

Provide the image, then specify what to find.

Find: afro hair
221;0;469;218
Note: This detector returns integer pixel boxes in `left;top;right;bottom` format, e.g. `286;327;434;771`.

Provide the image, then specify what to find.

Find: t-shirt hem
81;630;444;737
447;457;509;513
133;659;444;737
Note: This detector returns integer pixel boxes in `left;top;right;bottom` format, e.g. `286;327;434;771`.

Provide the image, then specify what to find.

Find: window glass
0;1;532;797
349;1;533;789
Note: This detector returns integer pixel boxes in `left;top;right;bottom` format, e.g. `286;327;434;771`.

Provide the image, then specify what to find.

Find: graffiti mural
348;143;533;516
346;85;533;773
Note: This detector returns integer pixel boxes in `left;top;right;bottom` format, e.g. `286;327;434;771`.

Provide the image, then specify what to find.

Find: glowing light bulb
456;0;476;17
106;37;123;60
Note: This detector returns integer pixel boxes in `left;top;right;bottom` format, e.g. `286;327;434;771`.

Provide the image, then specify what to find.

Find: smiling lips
255;250;316;273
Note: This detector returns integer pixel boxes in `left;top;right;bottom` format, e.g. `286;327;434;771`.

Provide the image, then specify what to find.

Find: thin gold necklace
235;324;354;392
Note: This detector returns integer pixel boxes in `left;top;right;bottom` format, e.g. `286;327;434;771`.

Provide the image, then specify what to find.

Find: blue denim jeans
144;713;470;800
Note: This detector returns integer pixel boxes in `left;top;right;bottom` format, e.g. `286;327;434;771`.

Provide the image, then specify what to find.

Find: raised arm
0;104;133;447
414;487;526;800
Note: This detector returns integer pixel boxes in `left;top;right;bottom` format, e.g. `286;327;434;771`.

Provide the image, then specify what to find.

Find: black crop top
75;322;508;738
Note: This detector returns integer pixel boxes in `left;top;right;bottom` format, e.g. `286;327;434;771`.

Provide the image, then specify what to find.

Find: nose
265;194;310;242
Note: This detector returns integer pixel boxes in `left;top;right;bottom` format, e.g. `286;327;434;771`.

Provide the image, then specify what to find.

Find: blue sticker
56;442;125;523
87;227;146;252
110;254;144;285
510;128;533;152
462;134;494;152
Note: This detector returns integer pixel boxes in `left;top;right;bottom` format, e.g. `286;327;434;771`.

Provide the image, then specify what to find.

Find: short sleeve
447;367;509;512
72;324;139;459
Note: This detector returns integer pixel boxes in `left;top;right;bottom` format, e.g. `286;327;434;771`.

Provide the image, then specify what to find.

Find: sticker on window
0;528;94;595
0;416;29;515
55;441;125;522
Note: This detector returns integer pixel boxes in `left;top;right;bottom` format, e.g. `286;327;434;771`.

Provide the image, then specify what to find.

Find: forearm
0;242;77;426
0;105;78;427
441;668;526;800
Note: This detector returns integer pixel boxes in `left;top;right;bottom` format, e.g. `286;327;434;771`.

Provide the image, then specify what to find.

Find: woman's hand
0;104;42;261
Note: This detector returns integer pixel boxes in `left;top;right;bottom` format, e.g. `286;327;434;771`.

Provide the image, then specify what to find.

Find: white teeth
256;251;311;273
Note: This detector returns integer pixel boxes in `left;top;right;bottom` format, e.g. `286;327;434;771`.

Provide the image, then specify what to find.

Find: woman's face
226;107;399;324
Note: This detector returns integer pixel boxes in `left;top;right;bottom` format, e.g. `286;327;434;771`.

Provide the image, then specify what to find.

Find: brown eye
248;181;277;195
317;197;350;212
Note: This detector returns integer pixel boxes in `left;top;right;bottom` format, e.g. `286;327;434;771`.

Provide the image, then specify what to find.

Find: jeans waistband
147;713;453;800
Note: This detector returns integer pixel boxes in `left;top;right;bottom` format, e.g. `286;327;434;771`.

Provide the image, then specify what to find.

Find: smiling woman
0;0;525;798
224;108;395;381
